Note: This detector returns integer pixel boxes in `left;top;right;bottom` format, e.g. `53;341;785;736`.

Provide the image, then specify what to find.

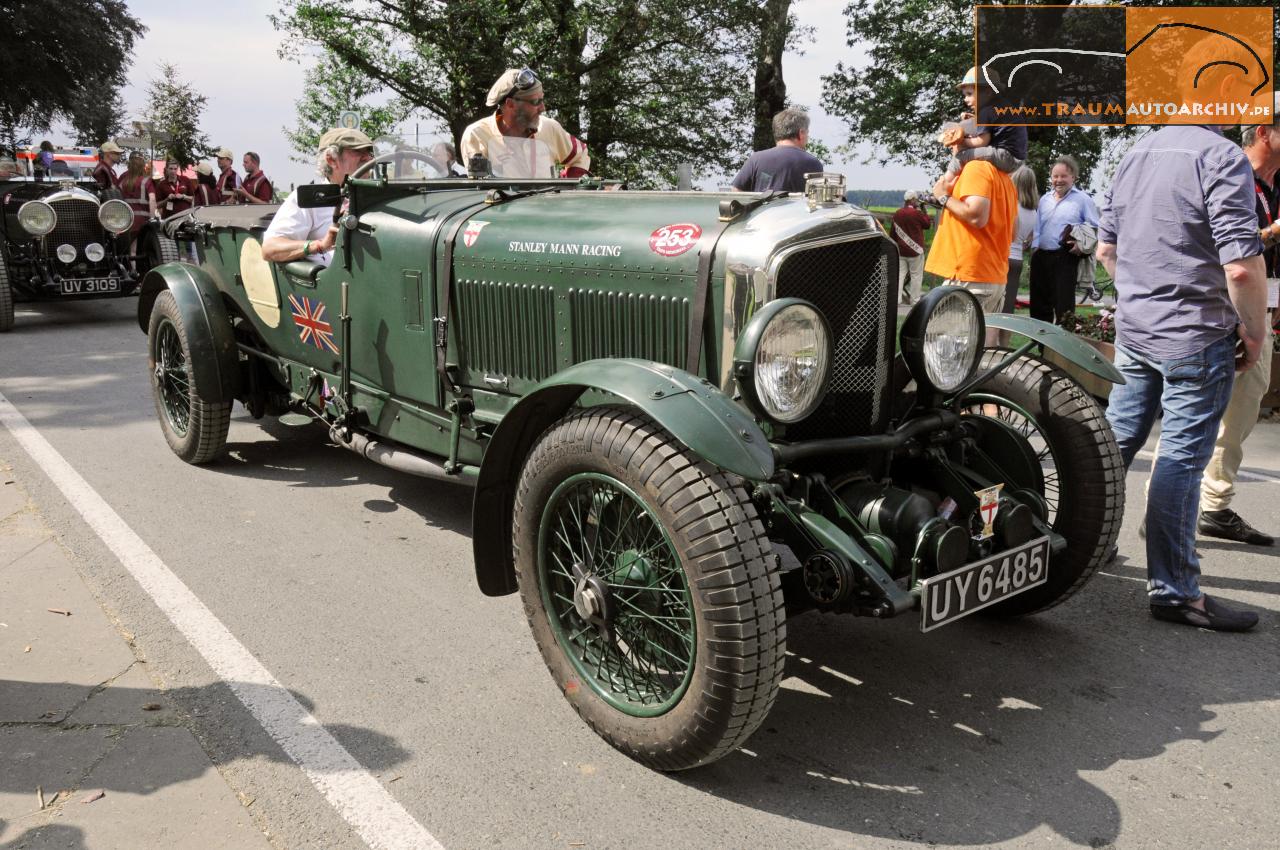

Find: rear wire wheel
513;407;786;770
0;252;13;332
961;351;1124;615
146;290;231;463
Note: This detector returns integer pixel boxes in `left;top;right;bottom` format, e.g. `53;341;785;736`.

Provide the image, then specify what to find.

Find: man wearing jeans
1097;124;1268;631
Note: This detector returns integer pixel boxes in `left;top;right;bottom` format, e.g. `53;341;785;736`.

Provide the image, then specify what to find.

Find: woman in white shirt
1004;166;1038;313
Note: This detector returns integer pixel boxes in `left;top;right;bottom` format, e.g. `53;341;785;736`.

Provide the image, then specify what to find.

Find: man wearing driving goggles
460;68;591;178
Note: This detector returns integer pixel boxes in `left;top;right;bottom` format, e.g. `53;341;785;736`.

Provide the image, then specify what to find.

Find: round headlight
900;286;984;394
99;199;133;234
735;298;832;424
85;243;106;262
56;244;77;263
18;201;57;236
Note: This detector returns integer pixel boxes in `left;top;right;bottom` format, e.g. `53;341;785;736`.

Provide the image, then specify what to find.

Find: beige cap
318;127;374;151
215;147;233;159
485;69;543;107
99;141;122;154
196;162;213;176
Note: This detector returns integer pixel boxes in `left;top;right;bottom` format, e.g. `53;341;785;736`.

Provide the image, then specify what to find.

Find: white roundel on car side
240;238;281;328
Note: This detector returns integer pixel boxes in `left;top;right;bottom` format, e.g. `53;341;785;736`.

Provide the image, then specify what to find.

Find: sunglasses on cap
501;67;541;102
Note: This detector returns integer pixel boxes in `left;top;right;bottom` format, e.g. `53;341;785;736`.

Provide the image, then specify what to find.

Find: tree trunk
752;0;792;152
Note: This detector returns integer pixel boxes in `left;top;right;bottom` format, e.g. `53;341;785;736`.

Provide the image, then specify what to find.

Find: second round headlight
736;298;832;424
900;286;984;395
98;199;133;234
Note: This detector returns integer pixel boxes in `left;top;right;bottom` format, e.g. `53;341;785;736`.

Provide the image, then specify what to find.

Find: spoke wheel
0;253;13;332
514;407;785;771
147;290;231;463
539;473;694;716
960;351;1124;615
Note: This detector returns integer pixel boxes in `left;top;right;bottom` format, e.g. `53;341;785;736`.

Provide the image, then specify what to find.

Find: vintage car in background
0;173;173;332
137;139;1125;770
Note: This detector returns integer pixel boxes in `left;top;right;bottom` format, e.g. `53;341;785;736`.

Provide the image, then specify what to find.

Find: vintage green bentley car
138;146;1124;770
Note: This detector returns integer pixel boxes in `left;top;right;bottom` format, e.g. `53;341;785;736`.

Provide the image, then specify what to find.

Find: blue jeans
1104;335;1236;605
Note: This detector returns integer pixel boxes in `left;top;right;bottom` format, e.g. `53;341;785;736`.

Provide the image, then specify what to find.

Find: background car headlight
18;201;57;236
84;243;106;262
56;244;77;263
734;298;832;424
899;286;984;394
98;199;133;234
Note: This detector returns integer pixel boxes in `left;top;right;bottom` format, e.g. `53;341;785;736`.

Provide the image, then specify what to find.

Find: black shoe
1198;509;1274;546
1150;595;1259;632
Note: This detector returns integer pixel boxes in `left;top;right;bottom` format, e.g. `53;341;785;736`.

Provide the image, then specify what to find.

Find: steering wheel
349;150;446;183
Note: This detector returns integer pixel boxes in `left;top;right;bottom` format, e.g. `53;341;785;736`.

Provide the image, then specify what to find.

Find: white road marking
0;390;443;850
1136;450;1280;484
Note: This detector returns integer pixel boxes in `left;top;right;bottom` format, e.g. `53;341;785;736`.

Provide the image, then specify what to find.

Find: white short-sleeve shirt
263;188;336;266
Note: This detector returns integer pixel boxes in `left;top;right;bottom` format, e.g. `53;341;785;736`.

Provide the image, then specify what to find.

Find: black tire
513;406;786;771
0;254;13;332
962;351;1124;615
139;228;180;277
146;290;231;463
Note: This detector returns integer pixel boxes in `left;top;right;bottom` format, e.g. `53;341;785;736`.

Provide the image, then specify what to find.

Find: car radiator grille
47;198;102;261
775;238;896;441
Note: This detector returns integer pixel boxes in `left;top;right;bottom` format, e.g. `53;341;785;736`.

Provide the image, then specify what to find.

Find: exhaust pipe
330;426;475;486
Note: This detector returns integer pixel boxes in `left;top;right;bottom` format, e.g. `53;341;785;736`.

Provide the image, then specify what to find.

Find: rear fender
471;358;773;596
138;264;240;403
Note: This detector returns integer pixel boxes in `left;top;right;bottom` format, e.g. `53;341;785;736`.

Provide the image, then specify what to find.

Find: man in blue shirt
1097;125;1268;631
1029;155;1099;323
731;108;823;193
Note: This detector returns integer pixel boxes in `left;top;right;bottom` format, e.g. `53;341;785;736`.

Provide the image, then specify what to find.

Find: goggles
501;68;541;102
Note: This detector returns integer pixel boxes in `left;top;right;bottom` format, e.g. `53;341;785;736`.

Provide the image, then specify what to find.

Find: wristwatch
938;194;951;208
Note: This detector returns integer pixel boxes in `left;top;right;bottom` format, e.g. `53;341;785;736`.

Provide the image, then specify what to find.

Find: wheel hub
571;565;614;638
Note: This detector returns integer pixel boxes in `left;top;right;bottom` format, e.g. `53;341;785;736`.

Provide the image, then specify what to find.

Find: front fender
984;314;1124;384
138;263;240;404
471;359;773;596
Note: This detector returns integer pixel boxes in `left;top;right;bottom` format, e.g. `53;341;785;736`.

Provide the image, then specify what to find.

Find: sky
107;0;930;192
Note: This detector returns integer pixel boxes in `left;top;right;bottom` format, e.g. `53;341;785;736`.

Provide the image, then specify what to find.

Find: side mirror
296;182;342;209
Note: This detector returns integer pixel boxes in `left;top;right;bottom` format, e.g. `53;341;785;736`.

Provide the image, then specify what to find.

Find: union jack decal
288;294;340;355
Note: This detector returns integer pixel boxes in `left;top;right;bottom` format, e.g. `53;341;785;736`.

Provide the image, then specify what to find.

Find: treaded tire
0;253;13;332
147;290;231;463
965;351;1124;615
513;406;786;771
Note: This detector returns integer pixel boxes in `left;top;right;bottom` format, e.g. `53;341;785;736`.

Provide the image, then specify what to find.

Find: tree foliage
821;0;1116;190
0;0;145;154
144;63;212;167
273;0;778;186
284;51;411;163
66;79;127;148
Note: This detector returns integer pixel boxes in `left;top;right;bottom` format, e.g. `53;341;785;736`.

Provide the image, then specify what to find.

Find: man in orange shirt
924;159;1017;343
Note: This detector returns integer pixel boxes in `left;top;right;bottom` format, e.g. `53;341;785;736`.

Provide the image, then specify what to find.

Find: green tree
144;63;212;167
820;0;1111;189
272;0;763;186
284;51;411;163
0;0;145;154
67;79;127;148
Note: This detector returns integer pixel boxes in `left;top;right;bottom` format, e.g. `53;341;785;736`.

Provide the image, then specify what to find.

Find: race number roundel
649;222;702;257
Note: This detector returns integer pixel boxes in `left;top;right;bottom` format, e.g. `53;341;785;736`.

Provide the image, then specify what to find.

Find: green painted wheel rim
537;472;695;717
154;319;191;437
962;393;1059;522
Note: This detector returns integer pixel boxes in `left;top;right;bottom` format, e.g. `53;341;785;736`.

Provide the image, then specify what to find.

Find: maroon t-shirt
92;161;119;191
216;168;238;202
156;177;194;214
241;170;273;203
891;205;933;258
194;182;218;206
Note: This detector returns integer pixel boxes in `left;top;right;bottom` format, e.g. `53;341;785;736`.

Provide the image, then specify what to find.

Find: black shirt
975;105;1028;161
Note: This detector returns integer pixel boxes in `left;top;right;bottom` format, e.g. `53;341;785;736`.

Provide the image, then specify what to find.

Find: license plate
919;536;1049;632
61;278;121;295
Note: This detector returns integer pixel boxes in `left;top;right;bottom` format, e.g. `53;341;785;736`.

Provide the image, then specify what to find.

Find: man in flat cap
93;141;122;191
214;147;239;203
460;68;590;178
262;128;374;267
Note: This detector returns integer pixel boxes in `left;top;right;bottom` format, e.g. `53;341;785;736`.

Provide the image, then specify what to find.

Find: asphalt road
2;296;1278;850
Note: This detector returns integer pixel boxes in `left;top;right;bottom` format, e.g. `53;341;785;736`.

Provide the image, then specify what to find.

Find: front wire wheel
147;290;231;463
514;407;785;770
960;351;1124;615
